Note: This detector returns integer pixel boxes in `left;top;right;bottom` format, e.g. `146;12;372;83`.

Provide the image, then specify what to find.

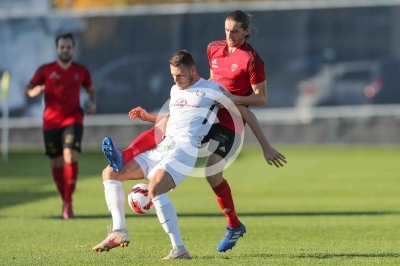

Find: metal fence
3;105;400;152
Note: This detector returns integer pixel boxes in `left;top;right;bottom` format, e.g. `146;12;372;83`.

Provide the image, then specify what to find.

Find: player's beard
58;54;73;63
227;35;246;48
178;74;194;90
227;38;235;47
184;75;194;89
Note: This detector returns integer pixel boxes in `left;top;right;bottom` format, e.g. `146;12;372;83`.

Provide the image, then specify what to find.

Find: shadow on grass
292;253;400;259
0;191;57;209
196;253;400;259
42;210;400;220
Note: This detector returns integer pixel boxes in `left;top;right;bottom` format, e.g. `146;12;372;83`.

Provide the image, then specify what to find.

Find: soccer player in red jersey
100;10;286;252
25;33;96;219
205;10;287;252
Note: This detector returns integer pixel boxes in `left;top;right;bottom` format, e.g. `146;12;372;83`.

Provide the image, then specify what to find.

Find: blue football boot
102;137;124;172
217;222;246;252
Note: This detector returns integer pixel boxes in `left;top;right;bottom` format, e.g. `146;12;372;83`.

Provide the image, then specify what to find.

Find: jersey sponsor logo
171;98;200;108
196;90;205;97
231;63;238;72
217;76;236;86
172;98;187;107
212;58;218;68
49;71;61;79
74;73;79;80
186;103;200;108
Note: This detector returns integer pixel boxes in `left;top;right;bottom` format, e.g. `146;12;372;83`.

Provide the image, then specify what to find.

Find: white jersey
165;78;223;143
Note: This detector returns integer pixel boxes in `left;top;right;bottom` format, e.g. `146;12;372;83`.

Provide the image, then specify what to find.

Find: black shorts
201;123;243;160
43;124;83;158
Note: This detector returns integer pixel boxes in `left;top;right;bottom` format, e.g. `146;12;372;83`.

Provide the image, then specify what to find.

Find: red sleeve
248;55;266;85
30;66;45;85
207;43;213;69
82;67;92;89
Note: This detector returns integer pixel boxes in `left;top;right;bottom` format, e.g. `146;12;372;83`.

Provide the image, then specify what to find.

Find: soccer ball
127;183;154;214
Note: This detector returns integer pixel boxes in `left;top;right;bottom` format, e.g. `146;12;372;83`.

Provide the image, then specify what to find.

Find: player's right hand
128;106;150;121
26;85;44;97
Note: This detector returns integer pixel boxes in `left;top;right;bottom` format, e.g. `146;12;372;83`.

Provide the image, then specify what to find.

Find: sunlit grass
1;146;399;265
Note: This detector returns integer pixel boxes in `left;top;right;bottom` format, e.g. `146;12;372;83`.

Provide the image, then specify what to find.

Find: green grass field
1;146;399;265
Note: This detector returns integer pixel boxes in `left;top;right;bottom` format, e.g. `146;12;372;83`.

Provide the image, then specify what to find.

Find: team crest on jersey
231;64;238;72
74;73;79;80
196;90;205;97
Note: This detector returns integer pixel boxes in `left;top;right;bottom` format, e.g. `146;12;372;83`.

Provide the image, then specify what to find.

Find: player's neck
190;73;200;87
183;74;200;90
226;40;245;55
57;60;72;70
227;47;237;55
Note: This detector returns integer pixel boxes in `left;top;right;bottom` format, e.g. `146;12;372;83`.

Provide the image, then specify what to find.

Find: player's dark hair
55;33;75;47
226;10;253;40
169;50;195;68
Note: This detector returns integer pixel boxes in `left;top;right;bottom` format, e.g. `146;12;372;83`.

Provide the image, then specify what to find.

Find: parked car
295;60;376;109
365;57;400;104
294;61;376;123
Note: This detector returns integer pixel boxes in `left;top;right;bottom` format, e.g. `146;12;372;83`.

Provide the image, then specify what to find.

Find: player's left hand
263;146;287;168
87;101;96;114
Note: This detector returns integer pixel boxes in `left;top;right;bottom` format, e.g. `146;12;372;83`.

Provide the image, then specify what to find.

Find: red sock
121;126;163;163
51;167;65;201
212;178;240;228
63;162;78;203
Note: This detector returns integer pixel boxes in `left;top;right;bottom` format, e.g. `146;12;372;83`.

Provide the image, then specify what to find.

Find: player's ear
244;27;250;36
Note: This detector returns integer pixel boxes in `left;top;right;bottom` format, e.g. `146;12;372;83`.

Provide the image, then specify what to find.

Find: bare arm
216;81;267;110
233;81;267;106
128;106;169;123
237;105;286;167
25;83;44;98
85;85;96;114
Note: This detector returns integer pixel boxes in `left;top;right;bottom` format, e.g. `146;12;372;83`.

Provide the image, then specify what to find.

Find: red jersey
30;62;92;130
207;40;266;133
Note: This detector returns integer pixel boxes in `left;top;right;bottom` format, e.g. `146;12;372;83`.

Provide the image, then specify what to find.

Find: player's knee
148;180;166;199
206;173;223;187
101;166;113;181
148;184;159;199
63;148;78;163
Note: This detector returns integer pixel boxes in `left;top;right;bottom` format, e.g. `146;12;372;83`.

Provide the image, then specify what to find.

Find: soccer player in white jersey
92;50;224;260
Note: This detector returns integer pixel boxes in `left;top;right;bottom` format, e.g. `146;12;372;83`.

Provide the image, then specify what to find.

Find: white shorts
134;136;201;187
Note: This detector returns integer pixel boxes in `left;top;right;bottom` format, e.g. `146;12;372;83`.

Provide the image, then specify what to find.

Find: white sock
104;180;126;231
153;194;183;247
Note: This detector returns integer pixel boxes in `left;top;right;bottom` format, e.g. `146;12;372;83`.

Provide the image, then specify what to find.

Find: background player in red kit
205;10;286;252
25;33;96;219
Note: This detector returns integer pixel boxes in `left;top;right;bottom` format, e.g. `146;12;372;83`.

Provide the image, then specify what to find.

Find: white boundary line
7;104;400;128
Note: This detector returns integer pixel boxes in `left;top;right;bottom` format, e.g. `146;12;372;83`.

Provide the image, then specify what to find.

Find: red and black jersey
207;40;266;133
30;62;92;130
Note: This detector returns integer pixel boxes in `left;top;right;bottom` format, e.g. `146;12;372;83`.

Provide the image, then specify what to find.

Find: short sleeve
206;43;213;69
248;55;266;85
82;67;92;89
30;66;45;86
